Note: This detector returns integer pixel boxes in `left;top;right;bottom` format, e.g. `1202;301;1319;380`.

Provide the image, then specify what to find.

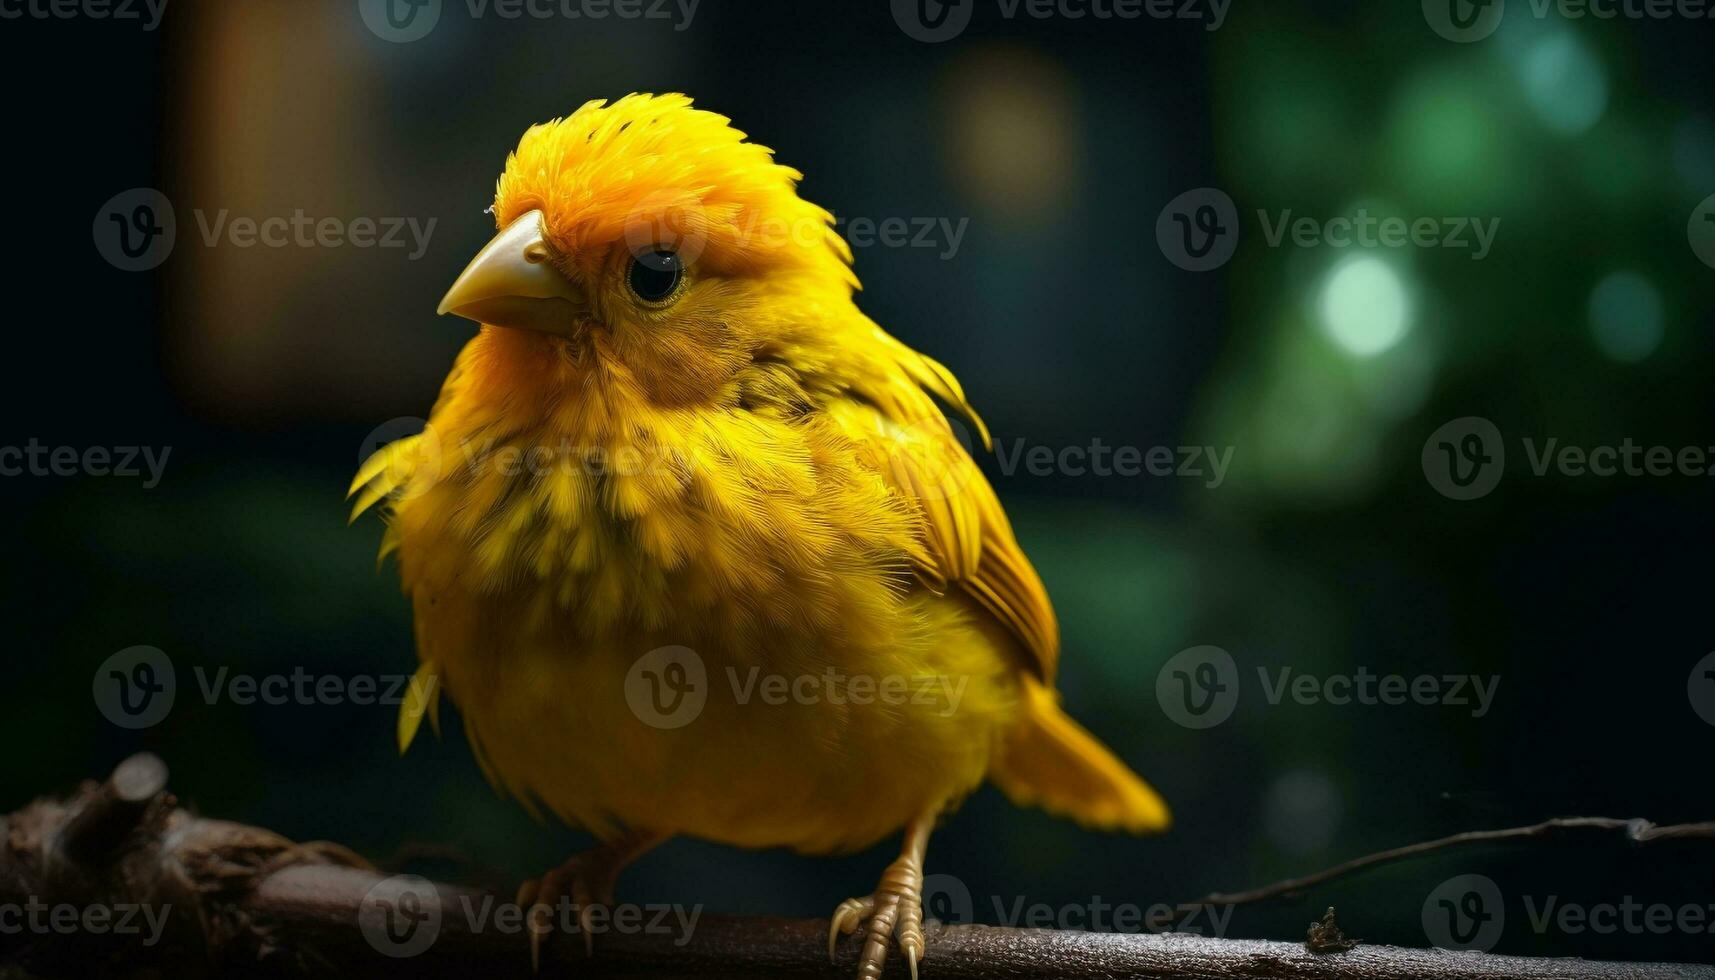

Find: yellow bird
351;93;1169;979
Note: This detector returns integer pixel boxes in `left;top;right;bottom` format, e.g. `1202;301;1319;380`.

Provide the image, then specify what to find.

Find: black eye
628;249;682;302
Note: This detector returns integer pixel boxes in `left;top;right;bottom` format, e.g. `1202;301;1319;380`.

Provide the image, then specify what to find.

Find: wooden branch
1;756;1708;980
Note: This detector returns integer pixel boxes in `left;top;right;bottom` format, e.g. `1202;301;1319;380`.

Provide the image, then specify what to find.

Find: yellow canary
351;93;1168;979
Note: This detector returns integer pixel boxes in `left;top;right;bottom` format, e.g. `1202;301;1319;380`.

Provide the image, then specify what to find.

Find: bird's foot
827;851;927;980
515;829;665;971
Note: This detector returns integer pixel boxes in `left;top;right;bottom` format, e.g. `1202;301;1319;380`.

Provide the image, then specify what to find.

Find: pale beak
437;209;588;334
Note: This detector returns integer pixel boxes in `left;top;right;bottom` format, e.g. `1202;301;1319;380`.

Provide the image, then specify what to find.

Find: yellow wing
829;332;1168;833
828;337;1060;682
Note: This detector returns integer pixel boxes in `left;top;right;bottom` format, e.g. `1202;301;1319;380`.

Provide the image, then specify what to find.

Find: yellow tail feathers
991;676;1171;834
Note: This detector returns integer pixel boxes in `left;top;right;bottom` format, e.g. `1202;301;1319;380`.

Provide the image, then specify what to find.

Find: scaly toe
856;890;905;980
832;853;929;980
827;895;876;961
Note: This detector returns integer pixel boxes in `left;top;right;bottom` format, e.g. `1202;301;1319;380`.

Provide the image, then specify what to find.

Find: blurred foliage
1;0;1712;967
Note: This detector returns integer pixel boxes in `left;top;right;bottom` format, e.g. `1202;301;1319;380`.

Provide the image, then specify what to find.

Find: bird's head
437;93;858;406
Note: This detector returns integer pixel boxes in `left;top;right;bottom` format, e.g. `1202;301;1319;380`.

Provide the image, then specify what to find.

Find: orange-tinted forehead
490;94;848;277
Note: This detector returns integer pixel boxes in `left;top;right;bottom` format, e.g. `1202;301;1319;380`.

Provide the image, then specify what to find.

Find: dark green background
1;0;1711;968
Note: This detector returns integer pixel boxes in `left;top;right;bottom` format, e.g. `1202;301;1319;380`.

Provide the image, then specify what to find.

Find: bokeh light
941;46;1080;228
1587;271;1664;363
1519;33;1608;135
1385;65;1520;213
1319;256;1412;358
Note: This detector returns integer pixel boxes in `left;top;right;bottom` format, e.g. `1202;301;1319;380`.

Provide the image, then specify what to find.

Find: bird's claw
515;852;618;971
827;895;876;960
827;854;926;980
